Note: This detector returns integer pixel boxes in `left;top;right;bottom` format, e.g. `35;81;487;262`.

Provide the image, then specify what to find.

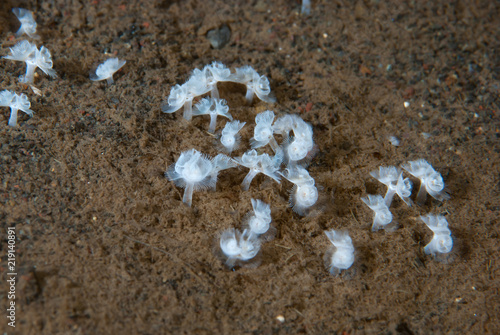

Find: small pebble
206;25;231;49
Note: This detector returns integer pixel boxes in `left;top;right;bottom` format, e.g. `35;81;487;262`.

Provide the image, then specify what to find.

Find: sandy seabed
0;0;499;334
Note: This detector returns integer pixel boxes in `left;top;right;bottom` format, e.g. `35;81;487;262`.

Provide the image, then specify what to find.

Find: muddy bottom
0;0;499;334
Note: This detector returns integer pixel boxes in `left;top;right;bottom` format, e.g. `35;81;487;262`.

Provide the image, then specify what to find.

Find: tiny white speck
404;101;410;108
30;85;42;96
276;315;285;323
388;136;400;146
